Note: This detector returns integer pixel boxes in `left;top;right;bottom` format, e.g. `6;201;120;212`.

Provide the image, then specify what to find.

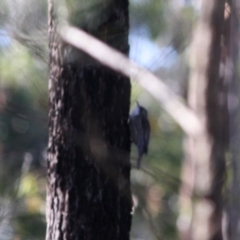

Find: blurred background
0;0;199;239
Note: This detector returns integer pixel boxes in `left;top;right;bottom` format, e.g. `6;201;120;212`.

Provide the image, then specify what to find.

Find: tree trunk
178;1;228;239
46;1;132;239
227;1;240;239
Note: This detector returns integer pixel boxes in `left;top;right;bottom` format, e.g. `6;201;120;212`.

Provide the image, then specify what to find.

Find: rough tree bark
178;1;228;240
46;1;132;239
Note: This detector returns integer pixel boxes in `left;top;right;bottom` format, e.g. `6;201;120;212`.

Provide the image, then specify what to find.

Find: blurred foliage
168;6;195;52
0;0;198;239
0;1;48;239
130;0;166;38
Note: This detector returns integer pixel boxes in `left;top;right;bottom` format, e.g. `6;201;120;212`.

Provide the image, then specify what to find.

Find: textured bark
178;1;228;240
46;1;132;240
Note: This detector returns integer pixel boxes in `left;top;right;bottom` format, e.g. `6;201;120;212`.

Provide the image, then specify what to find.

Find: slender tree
227;1;240;239
178;0;228;239
46;1;132;239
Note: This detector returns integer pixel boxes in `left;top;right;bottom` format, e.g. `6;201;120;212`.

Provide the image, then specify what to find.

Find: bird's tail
136;153;143;169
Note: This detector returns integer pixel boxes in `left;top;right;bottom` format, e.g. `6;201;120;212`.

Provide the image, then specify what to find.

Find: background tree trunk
46;1;132;239
178;1;228;239
227;1;240;239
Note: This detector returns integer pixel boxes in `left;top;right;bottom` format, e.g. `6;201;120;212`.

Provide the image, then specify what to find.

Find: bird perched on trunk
129;102;150;169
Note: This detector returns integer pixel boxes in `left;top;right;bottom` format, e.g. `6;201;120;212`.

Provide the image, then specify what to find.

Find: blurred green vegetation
0;0;198;239
0;0;48;237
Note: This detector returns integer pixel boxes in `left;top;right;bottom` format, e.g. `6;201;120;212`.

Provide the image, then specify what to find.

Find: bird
129;102;150;169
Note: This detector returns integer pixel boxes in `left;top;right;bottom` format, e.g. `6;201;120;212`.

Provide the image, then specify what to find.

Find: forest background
0;0;234;239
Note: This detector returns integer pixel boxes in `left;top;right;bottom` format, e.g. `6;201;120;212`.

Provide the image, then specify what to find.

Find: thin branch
60;25;204;137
